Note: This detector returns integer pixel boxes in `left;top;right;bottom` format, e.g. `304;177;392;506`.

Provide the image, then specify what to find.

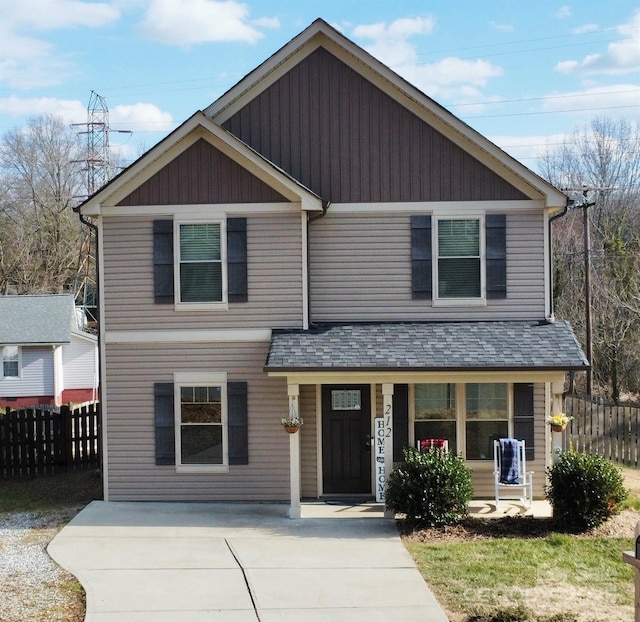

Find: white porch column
288;384;301;519
551;379;565;465
382;383;394;518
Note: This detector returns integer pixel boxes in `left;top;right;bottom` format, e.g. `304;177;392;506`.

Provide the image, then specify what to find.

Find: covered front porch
264;321;589;518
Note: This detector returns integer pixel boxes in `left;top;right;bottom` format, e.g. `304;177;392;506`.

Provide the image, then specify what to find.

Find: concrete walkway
48;501;449;621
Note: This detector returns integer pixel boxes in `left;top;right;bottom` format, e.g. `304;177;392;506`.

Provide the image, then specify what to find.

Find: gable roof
0;295;78;345
207;19;567;209
78;112;323;216
265;321;589;372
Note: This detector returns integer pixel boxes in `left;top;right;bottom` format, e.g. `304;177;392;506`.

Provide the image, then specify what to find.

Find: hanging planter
281;417;303;434
547;412;572;433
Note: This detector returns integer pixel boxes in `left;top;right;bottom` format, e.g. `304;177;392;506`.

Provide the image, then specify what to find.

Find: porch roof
264;320;589;373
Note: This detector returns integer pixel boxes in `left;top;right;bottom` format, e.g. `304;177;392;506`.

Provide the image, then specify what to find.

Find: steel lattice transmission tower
72;92;130;329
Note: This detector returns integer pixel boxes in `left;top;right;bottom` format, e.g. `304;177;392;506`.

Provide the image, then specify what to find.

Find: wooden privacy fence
565;394;640;467
0;403;100;478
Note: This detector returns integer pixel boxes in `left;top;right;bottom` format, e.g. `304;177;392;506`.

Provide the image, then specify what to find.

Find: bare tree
0;114;85;294
541;117;640;401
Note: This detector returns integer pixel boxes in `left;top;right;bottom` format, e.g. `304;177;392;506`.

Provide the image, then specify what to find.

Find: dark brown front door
322;385;371;495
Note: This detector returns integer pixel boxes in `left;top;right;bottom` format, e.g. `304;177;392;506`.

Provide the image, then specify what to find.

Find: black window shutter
486;214;506;299
154;382;175;465
392;384;409;462
513;383;534;460
411;215;432;299
228;381;248;465
227;218;248;303
153;220;174;304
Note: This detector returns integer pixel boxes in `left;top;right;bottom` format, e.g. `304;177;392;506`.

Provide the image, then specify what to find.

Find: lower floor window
175;374;226;468
414;382;509;460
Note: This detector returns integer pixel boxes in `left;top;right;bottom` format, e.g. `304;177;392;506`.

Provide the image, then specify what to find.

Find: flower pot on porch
284;426;299;434
551;424;567;433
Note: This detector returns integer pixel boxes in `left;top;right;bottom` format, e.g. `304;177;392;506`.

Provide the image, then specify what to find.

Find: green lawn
0;469;102;514
407;533;633;613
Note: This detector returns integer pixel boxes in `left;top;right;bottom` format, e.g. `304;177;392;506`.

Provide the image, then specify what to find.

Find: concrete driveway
48;501;449;621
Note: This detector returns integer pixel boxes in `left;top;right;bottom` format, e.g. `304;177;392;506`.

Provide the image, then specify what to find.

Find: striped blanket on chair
499;438;520;484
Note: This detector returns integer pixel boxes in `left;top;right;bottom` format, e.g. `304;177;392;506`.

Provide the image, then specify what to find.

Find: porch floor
301;499;552;520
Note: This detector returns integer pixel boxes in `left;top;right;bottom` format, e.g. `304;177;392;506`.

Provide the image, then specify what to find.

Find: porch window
2;346;19;378
414;383;457;450
413;382;509;461
465;383;508;460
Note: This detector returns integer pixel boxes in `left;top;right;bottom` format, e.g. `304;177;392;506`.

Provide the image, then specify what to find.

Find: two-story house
77;19;588;515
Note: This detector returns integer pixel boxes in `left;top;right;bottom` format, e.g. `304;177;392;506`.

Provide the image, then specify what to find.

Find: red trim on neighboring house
0;396;54;409
60;388;98;405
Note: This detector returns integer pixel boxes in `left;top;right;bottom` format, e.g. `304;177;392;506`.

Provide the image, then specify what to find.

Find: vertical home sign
375;417;386;502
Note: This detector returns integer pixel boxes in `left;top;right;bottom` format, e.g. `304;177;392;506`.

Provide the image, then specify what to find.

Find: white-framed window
1;346;20;379
434;216;485;304
175;220;227;308
413;382;509;461
174;372;227;472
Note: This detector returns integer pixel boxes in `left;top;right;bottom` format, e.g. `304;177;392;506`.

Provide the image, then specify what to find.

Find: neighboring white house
0;294;98;409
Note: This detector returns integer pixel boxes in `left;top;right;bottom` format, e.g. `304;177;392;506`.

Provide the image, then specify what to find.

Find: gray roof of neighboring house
265;321;589;372
0;295;76;345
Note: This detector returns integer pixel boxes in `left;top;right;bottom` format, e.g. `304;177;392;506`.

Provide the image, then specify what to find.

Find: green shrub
385;447;473;527
545;451;628;532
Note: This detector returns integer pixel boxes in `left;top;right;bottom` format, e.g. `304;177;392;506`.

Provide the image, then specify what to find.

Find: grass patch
406;530;633;616
0;469;102;514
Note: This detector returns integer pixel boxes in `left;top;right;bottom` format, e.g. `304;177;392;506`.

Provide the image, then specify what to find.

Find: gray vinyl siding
104;340;290;501
309;209;545;322
62;336;97;390
102;213;304;331
0;347;53;398
300;384;318;498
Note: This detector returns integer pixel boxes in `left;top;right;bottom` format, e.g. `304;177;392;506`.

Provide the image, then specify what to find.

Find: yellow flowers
547;412;572;426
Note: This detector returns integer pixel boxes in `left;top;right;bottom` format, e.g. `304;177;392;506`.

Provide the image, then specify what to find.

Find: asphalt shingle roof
265;321;589;372
0;295;75;345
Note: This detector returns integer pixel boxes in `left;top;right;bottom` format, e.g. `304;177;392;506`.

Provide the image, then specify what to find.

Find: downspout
306;200;330;329
547;202;570;323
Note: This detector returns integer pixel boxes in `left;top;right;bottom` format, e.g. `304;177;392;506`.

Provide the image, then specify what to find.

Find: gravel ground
0;510;84;622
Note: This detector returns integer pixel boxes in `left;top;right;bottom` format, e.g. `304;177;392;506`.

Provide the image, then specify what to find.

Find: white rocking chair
493;439;533;509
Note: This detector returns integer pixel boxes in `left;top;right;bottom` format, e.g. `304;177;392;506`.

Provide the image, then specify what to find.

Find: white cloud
352;17;435;40
0;96;87;124
252;17;280;29
572;23;598;34
554;5;572;19
0;1;120;90
556;11;640;76
489;21;515;33
540;84;640;113
3;0;119;30
110;103;174;132
138;0;267;46
489;133;569;166
0;97;175;135
352;17;503;103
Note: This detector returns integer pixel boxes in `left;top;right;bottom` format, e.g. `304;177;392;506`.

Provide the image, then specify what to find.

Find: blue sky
1;0;638;173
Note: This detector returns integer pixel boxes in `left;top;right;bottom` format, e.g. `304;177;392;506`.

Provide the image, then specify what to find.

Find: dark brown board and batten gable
221;47;529;204
117;138;288;206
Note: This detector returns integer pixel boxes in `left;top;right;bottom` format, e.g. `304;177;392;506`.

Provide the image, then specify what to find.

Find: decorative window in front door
331;389;361;411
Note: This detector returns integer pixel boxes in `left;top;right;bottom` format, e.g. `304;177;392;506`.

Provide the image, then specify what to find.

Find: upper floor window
2;346;19;378
437;219;481;299
411;214;506;304
176;221;226;306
